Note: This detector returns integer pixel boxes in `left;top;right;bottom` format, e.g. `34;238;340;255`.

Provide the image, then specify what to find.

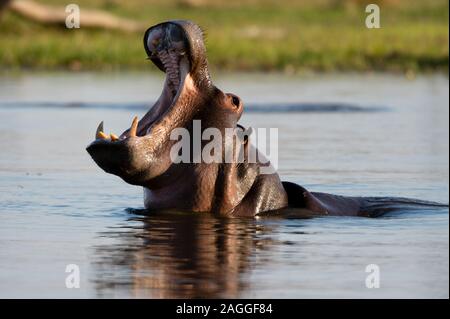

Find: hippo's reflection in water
91;211;280;298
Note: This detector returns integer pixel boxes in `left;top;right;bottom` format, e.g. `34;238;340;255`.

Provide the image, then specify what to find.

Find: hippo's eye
231;96;240;108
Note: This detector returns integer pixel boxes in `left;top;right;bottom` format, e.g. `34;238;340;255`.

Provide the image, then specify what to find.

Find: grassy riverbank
0;0;448;72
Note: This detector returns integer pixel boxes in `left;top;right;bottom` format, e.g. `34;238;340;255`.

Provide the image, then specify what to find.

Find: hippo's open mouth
86;20;208;185
89;22;192;143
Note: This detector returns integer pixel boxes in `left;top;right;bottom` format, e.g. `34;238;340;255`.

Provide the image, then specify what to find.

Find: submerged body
86;20;447;217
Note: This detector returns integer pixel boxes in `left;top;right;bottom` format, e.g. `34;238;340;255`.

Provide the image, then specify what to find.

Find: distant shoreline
0;0;448;72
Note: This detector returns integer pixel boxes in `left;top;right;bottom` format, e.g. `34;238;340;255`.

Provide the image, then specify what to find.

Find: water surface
0;72;448;298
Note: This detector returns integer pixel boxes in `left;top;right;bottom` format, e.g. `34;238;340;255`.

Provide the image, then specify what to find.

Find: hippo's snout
86;133;155;186
86;140;125;176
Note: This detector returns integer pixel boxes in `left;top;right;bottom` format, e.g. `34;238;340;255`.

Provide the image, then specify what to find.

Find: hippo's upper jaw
86;21;211;186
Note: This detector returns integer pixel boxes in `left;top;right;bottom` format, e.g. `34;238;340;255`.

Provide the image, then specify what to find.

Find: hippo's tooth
95;121;104;139
129;116;138;137
97;131;108;140
110;133;119;141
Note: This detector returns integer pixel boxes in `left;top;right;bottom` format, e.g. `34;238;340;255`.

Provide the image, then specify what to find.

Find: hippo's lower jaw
85;58;190;179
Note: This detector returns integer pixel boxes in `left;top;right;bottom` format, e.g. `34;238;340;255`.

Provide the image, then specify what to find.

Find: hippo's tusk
110;133;119;141
95;121;104;139
129;116;138;137
97;131;108;140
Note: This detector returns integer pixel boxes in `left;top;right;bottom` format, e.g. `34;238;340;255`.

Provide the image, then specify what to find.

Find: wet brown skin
86;20;447;217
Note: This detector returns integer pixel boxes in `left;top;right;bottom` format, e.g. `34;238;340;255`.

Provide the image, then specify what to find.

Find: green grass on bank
0;0;448;72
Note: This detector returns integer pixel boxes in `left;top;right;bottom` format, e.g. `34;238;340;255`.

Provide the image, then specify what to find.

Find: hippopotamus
86;20;447;217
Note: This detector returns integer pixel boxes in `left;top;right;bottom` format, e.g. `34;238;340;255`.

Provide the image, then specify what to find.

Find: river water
0;72;448;298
